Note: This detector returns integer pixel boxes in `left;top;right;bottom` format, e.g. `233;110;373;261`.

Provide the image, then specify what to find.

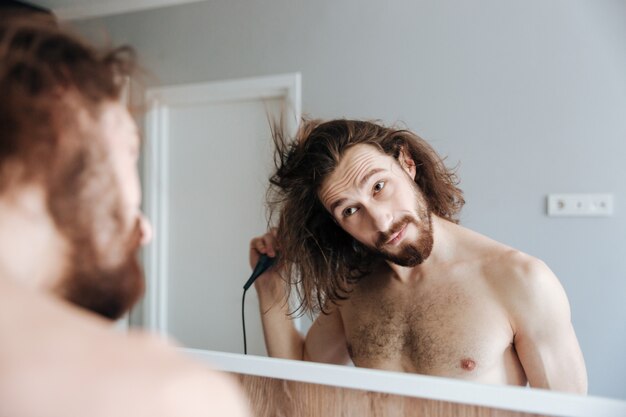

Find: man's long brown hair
268;119;465;316
0;19;142;319
0;17;134;191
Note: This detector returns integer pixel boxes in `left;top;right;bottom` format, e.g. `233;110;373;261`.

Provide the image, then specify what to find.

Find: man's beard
363;182;435;267
48;145;145;320
59;217;145;320
372;211;434;267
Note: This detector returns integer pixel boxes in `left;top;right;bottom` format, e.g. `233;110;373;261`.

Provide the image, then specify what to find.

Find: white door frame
142;73;301;336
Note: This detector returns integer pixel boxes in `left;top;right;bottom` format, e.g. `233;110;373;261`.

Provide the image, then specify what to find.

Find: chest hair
346;282;477;372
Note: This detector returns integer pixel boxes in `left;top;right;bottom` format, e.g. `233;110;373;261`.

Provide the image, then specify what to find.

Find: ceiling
25;0;206;20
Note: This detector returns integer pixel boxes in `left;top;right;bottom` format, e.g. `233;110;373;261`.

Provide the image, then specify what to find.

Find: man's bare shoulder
476;243;569;329
452;224;565;314
486;246;550;285
454;224;551;284
106;332;250;417
485;248;556;292
0;278;249;417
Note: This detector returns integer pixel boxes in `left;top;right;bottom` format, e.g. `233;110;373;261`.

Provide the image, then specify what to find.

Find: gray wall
72;0;626;399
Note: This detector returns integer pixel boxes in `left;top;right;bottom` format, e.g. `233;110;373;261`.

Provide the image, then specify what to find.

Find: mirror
66;0;626;401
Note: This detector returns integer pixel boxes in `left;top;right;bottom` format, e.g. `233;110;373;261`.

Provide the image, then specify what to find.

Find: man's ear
398;146;417;180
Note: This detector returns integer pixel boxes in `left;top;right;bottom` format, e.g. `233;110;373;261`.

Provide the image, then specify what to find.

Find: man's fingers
250;232;278;260
252;238;268;254
260;236;276;258
266;230;280;256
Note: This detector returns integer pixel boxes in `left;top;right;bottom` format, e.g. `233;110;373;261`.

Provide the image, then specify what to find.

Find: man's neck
0;185;68;291
386;215;458;283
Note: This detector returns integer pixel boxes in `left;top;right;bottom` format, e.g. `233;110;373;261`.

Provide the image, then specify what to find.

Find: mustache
375;215;417;248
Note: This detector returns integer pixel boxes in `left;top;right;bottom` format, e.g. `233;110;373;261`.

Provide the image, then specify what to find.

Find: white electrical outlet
547;194;614;217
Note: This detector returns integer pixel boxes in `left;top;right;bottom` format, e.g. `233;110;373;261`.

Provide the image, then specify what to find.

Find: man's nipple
460;358;476;371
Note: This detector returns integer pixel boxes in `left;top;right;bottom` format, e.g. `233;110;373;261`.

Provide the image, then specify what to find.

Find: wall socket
547;193;614;217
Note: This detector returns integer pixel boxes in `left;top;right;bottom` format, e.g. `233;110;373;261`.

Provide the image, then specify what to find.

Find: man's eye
373;181;385;193
342;207;358;217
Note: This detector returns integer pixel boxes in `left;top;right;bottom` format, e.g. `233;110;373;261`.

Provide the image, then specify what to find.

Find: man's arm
251;231;351;364
504;254;587;393
254;268;351;364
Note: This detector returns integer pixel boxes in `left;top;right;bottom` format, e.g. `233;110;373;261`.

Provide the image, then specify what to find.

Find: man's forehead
318;144;392;207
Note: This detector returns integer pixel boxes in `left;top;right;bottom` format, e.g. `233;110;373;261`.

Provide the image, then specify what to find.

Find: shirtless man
250;119;587;393
0;20;249;416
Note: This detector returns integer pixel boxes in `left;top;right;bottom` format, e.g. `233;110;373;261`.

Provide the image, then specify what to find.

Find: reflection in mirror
68;0;626;401
247;118;586;394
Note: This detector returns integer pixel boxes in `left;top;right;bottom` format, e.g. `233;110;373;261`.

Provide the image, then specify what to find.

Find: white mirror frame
186;349;626;417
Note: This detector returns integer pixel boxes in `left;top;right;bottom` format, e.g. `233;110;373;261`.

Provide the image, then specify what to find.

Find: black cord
242;288;248;355
241;254;276;355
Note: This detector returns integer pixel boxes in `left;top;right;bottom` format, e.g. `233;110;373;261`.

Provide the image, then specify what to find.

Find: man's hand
249;229;278;267
248;229;282;293
248;229;304;359
248;230;351;365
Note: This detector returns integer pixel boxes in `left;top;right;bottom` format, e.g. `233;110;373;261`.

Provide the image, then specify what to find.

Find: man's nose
366;205;393;233
139;215;153;246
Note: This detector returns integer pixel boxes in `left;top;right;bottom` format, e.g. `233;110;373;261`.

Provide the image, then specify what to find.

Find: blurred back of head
0;18;145;320
0;0;57;26
0;16;134;190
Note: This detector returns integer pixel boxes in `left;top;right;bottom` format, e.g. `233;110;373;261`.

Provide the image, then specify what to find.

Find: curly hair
0;17;135;191
268;119;464;316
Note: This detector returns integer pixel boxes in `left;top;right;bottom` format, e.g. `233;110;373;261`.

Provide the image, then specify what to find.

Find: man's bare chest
340;279;513;377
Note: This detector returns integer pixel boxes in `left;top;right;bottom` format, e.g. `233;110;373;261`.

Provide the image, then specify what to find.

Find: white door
143;74;301;356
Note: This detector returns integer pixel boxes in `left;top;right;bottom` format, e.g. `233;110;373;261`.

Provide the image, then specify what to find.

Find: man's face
51;101;151;319
319;144;433;267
